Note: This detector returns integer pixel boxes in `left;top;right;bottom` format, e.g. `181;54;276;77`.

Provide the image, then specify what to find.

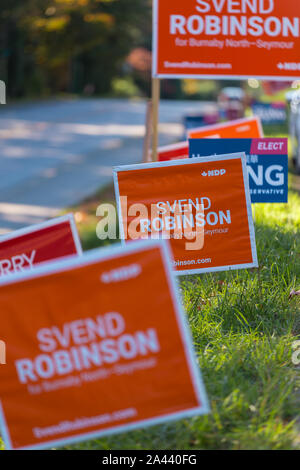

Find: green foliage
111;76;140;98
0;0;152;97
181;79;219;101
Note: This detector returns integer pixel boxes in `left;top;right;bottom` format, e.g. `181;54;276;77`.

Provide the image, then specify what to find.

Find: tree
0;0;152;97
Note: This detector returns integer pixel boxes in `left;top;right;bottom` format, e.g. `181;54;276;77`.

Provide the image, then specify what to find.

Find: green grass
55;189;300;451
1;200;299;449
1;152;299;451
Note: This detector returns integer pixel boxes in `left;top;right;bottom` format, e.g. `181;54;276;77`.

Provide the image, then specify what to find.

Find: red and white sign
0;214;82;277
188;117;263;139
153;0;300;80
0;239;209;449
157;141;189;162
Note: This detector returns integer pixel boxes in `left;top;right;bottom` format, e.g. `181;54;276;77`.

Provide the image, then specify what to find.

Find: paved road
0;98;217;232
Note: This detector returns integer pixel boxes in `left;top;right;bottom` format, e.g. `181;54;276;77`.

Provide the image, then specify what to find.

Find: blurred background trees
0;0;270;101
0;0;152;99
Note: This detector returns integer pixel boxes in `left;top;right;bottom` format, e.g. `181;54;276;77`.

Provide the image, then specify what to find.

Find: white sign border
0;238;210;450
158;141;189;154
113;153;258;276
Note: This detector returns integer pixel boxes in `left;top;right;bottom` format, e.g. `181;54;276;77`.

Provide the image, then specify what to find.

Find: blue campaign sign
189;138;288;204
251;102;287;125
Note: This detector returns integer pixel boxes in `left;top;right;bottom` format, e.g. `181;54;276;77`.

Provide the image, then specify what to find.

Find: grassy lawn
0;124;299;451
53;182;300;451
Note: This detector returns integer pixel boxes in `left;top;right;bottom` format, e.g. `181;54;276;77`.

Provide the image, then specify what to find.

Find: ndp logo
201;169;226;177
0;80;6;104
101;264;142;284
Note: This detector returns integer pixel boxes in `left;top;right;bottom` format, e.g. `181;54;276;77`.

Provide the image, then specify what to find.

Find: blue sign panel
189;138;288;204
183;114;219;139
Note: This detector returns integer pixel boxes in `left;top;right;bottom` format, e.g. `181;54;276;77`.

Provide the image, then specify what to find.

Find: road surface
0;98;216;232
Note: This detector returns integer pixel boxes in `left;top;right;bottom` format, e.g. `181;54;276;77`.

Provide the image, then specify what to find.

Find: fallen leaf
289;289;300;300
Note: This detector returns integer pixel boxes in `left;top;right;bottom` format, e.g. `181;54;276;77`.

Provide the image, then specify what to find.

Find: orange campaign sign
0;240;209;449
0;214;82;277
113;154;258;275
188;117;263;139
153;0;300;80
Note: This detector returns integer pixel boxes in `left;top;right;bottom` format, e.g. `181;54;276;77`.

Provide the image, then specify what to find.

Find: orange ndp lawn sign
0;240;209;449
113;154;258;276
153;0;300;80
188;116;263;139
157;117;263;162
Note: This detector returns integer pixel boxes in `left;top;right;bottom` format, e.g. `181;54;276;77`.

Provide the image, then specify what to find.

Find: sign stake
152;78;160;162
143;100;153;163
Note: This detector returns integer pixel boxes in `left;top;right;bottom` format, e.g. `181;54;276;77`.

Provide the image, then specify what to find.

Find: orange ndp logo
153;0;300;79
0;240;209;449
113;154;258;276
188;116;263;139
